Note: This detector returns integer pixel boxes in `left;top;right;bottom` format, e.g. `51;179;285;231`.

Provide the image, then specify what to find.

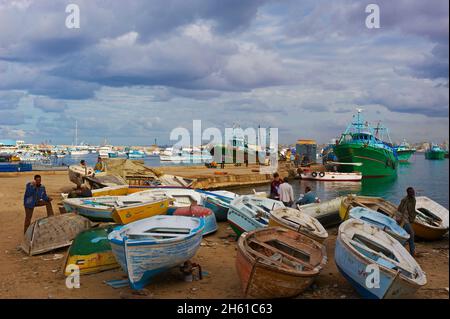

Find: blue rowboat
349;207;410;244
108;215;204;290
228;196;285;237
335;219;426;299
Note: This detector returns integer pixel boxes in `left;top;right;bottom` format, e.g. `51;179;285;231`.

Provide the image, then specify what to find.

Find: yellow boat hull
64;252;119;276
412;222;449;241
111;198;170;224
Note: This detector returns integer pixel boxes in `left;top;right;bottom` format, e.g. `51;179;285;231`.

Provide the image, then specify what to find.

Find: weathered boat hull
298;197;344;228
21;213;93;256
335;237;421;299
173;206;218;235
412;222;449;240
236;228;327;299
64;225;119;276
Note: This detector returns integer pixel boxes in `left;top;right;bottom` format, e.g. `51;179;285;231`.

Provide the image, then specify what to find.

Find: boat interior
280;215;316;232
127;227;192;240
416;207;444;227
243;230;324;272
349;233;416;279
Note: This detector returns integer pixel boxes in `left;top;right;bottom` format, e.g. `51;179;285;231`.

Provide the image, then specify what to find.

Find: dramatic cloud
0;0;448;144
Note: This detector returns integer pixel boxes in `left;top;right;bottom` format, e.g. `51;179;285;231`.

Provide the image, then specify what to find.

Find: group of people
269;172;319;207
268;172;419;257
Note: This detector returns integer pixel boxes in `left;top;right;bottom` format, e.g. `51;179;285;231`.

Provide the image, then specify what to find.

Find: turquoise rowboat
228;196;285;237
108;215;204;290
196;190;237;222
349;207;410;244
335;219;426;299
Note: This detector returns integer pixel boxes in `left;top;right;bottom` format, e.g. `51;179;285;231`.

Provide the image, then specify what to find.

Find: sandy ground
0;172;448;299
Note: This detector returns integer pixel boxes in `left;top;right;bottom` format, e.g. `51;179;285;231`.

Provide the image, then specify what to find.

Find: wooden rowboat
349;207;410;244
340;194;449;240
413;196;449;240
21;213;93;256
63;225;119;276
236;227;327;298
63;192;170;224
108;215;204;290
269;207;328;243
339;194;398;221
335;219;426;299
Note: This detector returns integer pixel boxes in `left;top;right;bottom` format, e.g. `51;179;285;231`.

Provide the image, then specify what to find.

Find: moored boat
333;110;398;178
64;225;119;276
269;207;328;243
236;227;327;298
349;207;410;244
335;219;426;299
425;144;446;160
300;171;362;182
108;215;204;290
395;140;416;163
228;196;285;237
173;206;218;235
63;192;170;223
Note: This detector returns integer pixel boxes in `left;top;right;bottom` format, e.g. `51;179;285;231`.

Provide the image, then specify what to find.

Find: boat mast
75;120;78;146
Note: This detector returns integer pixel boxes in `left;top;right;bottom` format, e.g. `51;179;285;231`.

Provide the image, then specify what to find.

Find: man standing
397;187;417;257
269;172;282;200
279;178;294;207
23;175;54;233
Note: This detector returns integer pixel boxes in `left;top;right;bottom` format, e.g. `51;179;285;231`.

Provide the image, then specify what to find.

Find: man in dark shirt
397;187;417;256
23;175;54;233
269;172;281;200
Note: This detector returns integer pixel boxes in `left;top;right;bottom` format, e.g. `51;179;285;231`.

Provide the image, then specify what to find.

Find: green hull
68;225;116;255
425;151;445;160
397;150;415;162
334;143;397;178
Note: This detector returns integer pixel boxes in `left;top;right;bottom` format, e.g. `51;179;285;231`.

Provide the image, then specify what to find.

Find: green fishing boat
395;140;416;163
63;225;119;276
425;144;446;160
334;110;398;178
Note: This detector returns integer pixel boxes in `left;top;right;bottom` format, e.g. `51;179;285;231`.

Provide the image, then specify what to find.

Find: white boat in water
108;215;204;290
300;171;362;182
335;219;426;299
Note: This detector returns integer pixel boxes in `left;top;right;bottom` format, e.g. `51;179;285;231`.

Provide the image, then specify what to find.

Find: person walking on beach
397;187;417;257
23;175;54;233
279;177;294;207
269;172;282;200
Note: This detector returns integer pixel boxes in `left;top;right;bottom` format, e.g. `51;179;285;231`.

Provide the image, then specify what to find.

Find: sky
0;0;448;146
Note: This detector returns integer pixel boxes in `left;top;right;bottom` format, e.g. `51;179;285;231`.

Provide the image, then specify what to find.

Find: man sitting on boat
94;156;105;172
279;177;294;207
296;186;319;206
23;175;54;233
397;187;417;257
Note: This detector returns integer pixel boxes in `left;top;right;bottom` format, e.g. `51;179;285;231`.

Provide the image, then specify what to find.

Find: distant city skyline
0;1;448;145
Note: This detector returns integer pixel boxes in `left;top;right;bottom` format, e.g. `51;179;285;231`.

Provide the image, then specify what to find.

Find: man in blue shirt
23;175;54;233
296;186;319;206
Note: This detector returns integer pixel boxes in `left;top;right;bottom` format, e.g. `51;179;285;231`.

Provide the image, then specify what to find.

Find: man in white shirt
279;177;294;207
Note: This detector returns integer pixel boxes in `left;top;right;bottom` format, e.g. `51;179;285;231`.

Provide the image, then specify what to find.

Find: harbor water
243;153;449;208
